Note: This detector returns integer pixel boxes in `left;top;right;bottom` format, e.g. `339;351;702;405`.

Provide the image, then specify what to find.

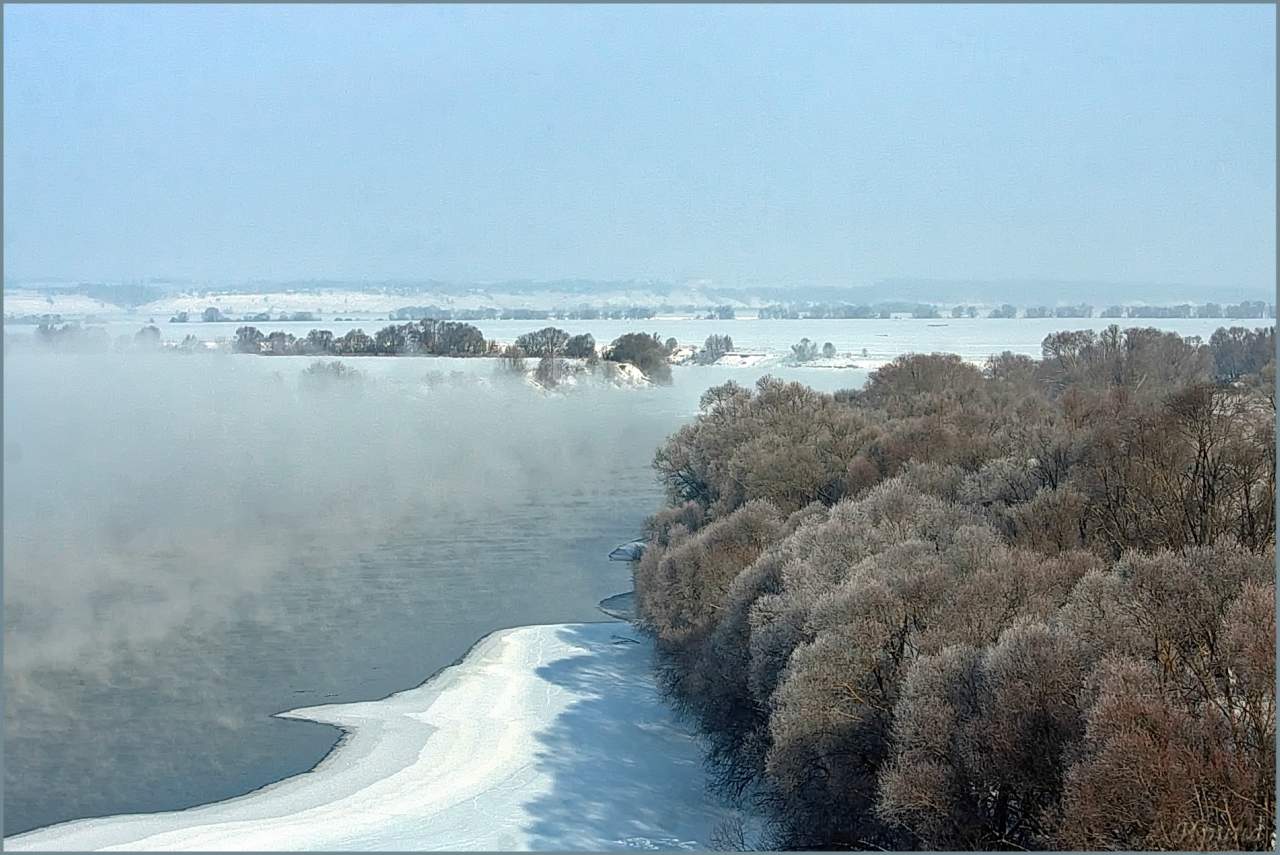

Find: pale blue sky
3;3;1275;291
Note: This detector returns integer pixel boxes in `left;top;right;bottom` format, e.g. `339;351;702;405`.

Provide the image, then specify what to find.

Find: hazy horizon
4;5;1275;291
3;276;1273;312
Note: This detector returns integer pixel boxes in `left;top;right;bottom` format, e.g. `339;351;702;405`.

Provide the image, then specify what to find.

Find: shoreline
6;614;738;852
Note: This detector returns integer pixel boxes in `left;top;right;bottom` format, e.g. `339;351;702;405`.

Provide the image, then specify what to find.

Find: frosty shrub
634;325;1275;850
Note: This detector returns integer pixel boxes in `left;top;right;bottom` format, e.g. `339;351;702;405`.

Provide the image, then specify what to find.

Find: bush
515;326;570;358
696;334;734;365
604;332;672;384
789;337;819;363
564;333;596;359
635;500;784;649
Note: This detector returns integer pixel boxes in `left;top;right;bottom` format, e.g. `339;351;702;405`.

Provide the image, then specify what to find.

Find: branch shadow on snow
519;624;732;851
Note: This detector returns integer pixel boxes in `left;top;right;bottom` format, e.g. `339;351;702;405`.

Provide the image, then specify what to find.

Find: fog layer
3;352;698;833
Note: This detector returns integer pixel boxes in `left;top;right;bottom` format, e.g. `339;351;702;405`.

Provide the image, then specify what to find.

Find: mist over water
2;351;866;835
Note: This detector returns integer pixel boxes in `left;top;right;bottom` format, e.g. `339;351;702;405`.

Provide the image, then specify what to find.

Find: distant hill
856;278;1272;307
4;276;1272;312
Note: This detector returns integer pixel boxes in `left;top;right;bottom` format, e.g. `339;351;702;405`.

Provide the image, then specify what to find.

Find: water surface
3;353;861;836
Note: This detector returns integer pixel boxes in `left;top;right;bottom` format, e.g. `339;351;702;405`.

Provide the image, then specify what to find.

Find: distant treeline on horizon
6;278;1274;309
8;298;1273;329
755;299;1274;320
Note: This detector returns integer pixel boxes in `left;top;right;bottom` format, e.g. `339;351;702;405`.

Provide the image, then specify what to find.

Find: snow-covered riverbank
6;623;740;852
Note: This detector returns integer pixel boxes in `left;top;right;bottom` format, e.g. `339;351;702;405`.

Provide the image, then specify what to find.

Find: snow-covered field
710;351;771;368
6;623;743;852
3;284;754;318
3;290;120;315
8;283;1264;371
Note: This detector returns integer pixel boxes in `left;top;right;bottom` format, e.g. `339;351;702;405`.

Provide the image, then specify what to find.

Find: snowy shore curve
6;622;737;852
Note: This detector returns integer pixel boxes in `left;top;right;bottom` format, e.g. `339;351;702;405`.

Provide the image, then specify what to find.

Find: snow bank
666;345;700;365
6;623;739;852
602;362;652;388
513;360;654;393
712;352;771;368
608;540;646;562
800;356;866;370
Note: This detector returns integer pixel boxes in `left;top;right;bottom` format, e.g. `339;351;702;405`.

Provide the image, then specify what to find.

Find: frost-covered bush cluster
636;325;1275;850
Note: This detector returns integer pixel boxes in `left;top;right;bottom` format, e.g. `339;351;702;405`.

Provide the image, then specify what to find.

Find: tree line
170;308;318;323
391;305;658;321
757;301;1275;321
22;319;684;385
232;318;492;357
633;324;1275;850
232;321;680;384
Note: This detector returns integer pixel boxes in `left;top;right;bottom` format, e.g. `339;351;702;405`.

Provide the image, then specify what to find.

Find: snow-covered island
6;623;742;852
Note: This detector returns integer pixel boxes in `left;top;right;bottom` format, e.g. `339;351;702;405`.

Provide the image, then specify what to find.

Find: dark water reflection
4;355;865;836
8;506;644;834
